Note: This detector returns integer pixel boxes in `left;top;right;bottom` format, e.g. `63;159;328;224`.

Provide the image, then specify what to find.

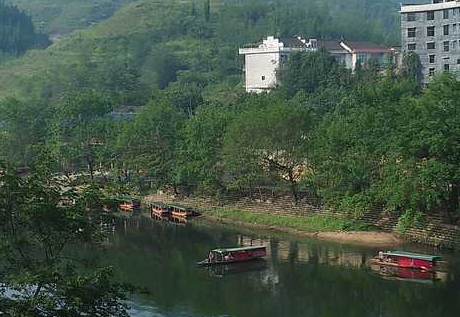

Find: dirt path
203;215;402;248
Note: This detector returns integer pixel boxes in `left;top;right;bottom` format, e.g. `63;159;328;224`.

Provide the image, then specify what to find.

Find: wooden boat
370;264;444;284
197;246;267;266
150;202;171;217
118;197;141;212
371;251;442;271
170;205;195;218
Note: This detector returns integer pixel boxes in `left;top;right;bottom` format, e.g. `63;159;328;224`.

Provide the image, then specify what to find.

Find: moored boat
151;202;171;217
118;197;141;212
197;246;267;266
371;250;442;271
170;205;195;218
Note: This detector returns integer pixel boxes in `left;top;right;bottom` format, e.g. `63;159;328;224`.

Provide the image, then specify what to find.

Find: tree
310;77;419;215
222;100;312;202
399;51;423;87
379;74;460;223
161;81;204;117
0;98;51;166
49;92;114;178
0;161;130;316
281;49;352;97
0;2;50;55
174;102;232;193
204;0;211;22
116;101;185;191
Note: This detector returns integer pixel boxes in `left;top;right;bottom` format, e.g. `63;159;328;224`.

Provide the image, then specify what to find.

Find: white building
239;36;399;93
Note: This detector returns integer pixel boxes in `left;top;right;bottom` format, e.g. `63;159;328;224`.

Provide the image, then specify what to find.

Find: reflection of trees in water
98;216;460;317
288;241;299;264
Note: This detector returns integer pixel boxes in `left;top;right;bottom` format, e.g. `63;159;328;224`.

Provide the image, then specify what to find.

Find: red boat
197;246;267;266
371;250;442;271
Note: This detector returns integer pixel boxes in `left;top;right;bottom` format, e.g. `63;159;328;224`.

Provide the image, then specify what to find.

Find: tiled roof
317;40;344;51
279;37;310;48
342;41;392;53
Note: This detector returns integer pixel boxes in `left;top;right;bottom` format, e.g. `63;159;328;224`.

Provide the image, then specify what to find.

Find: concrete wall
147;190;460;250
244;52;280;93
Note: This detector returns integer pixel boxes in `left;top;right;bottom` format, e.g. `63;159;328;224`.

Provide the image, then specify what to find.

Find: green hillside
0;0;413;103
9;0;136;35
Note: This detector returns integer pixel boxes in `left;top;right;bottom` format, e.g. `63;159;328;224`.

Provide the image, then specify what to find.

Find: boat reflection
370;264;448;284
205;259;269;278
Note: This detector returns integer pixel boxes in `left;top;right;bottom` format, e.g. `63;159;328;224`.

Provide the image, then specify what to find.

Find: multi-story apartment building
401;0;460;83
239;36;398;93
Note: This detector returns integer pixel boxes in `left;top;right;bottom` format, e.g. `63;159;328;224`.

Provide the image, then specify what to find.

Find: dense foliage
0;0;457;230
0;1;49;57
0;0;418;102
9;0;137;35
0;162;131;316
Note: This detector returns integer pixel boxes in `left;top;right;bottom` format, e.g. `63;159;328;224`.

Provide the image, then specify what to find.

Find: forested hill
8;0;427;37
0;0;422;102
9;0;137;35
0;1;49;56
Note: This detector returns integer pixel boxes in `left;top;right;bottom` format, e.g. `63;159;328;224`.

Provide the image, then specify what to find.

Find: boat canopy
383;251;442;262
170;205;193;211
212;246;266;254
117;197;141;203
151;202;170;209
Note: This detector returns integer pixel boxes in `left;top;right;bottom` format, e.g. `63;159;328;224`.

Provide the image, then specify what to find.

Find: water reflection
370;264;448;284
97;214;460;317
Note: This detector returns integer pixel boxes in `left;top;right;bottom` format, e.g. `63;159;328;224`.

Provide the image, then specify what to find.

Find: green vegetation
0;0;415;102
0;1;49;57
0;0;458;231
0;162;131;316
9;0;136;35
205;208;372;232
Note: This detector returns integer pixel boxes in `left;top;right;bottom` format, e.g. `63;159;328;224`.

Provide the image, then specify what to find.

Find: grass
10;0;136;35
205;208;373;233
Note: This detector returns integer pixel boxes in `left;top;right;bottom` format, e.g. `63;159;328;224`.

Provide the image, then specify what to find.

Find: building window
427;26;435;37
454;24;458;34
429;55;436;63
453;40;457;50
407;43;416;51
444;9;449;19
427;42;436;50
407;12;416;21
261;76;266;81
444;25;450;35
427;11;435;20
444;41;450;51
444;64;450;71
407;28;416;38
429;68;435;77
457;59;460;64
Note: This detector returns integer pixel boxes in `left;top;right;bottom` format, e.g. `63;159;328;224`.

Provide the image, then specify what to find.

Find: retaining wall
146;190;460;250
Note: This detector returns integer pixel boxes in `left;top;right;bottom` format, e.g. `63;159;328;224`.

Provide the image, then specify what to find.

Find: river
101;214;460;317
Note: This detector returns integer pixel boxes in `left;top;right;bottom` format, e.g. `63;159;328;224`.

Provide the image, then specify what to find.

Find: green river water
101;214;460;317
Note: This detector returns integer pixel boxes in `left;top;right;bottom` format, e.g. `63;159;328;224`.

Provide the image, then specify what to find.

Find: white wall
245;52;280;93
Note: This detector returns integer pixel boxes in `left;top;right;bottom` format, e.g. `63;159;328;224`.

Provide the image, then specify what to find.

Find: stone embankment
145;190;460;250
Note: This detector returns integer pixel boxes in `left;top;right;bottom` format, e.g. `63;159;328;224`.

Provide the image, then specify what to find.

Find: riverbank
144;193;403;247
201;207;402;247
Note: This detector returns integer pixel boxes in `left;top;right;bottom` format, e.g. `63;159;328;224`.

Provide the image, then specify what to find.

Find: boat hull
197;256;265;266
370;258;436;271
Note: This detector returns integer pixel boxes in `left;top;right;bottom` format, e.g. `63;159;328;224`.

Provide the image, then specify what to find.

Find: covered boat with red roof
197;246;267;266
371;250;442;271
